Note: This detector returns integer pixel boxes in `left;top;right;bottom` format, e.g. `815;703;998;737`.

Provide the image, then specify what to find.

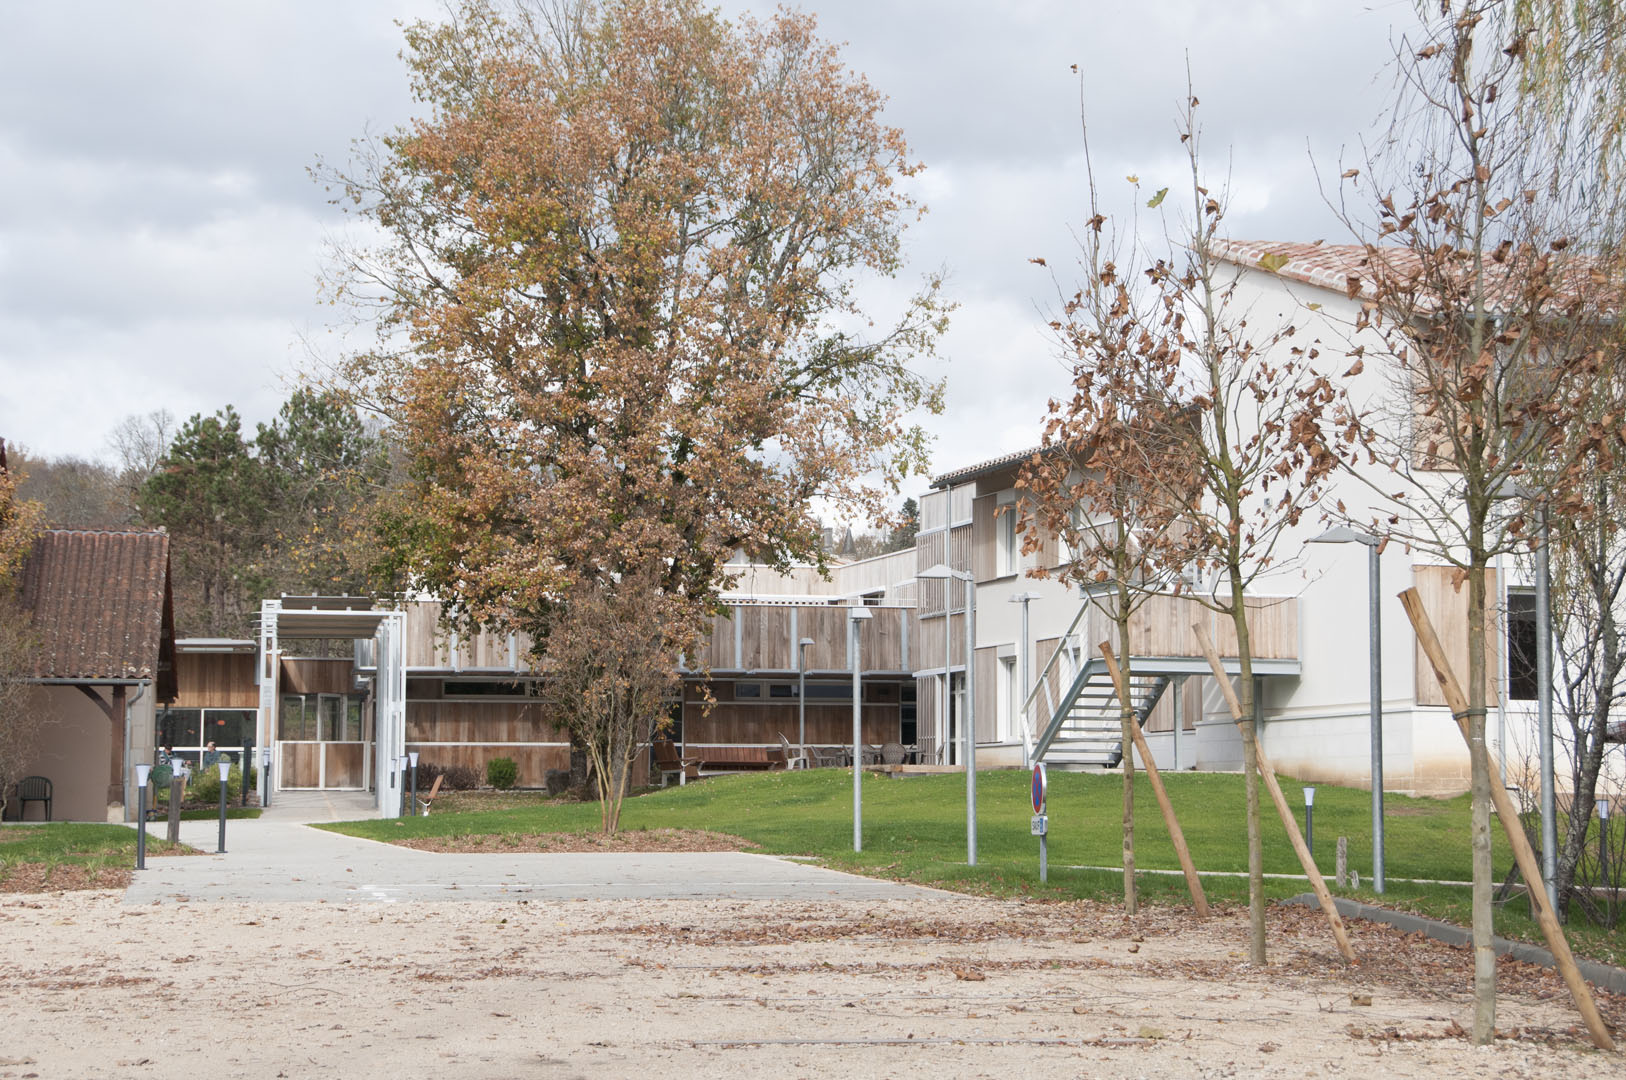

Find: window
1507;589;1538;700
998;656;1017;742
995;501;1017;577
735;682;762;699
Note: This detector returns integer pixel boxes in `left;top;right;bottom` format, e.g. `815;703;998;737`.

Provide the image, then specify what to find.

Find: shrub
418;762;480;791
188;764;255;803
486;757;519;790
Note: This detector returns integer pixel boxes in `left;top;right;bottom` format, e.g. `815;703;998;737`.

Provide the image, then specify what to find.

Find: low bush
486;757;519;790
187;764;255;804
417;762;481;791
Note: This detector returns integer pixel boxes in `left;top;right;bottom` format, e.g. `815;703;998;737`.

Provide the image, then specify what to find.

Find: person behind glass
201;741;221;770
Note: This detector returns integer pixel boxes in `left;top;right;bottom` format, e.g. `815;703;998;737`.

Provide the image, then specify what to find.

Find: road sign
1031;814;1048;837
1031;763;1047;815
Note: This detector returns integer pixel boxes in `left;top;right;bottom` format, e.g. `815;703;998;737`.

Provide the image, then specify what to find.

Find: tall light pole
1309;526;1385;893
920;563;977;865
1009;592;1042;766
849;608;873;852
797;636;815;759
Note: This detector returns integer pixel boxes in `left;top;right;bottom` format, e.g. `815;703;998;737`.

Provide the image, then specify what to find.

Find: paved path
125;795;942;905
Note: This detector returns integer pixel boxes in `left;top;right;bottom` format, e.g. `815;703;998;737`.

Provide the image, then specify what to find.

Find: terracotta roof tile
19;529;173;681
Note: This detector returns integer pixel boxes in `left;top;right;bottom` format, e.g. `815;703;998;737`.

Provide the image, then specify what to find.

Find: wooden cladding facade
280;657;354;696
700;604;913;674
171;652;258;708
680;679;904;748
1411;564;1501;708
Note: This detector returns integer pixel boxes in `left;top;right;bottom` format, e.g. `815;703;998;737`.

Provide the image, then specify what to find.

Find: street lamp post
849;608;873;852
797;637;815;760
1009;592;1042;766
920;563;977;865
1309;526;1385;893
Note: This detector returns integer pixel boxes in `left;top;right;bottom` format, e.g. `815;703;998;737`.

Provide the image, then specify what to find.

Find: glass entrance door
278;693;370;790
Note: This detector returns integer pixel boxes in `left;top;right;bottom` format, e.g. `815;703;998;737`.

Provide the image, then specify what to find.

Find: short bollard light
1600;799;1613;879
259;746;272;809
134;763;153;870
216;759;232;854
408;751;420;816
1303;786;1317;857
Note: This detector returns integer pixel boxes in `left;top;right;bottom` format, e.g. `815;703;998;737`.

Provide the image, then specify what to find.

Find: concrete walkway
125;797;942;905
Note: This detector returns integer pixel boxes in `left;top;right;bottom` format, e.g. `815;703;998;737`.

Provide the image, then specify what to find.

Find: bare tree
1332;0;1625;1041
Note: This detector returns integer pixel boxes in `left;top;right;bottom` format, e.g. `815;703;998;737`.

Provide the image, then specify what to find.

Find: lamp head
798;637;815;647
408;751;419;769
1308;526;1377;547
217;760;232;782
134;763;153;789
1302;786;1316;807
1601;799;1612;821
917;562;968;581
848;606;873;621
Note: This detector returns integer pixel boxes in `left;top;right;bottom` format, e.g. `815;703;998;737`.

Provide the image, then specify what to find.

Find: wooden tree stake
1398;587;1615;1051
1193;623;1358;963
1100;642;1210;917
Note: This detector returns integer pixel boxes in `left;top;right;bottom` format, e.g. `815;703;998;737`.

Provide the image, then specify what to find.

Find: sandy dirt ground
0;889;1619;1079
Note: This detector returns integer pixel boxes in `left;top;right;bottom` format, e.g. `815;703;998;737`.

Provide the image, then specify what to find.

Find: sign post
1031;763;1048;883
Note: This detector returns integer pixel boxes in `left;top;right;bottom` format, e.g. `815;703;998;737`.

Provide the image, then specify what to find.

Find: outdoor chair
653;740;701;787
880;742;906;766
809;745;847;768
16;776;51;821
777;734;810;771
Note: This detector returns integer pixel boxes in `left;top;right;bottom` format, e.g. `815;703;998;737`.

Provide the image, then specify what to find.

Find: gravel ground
0;889;1618;1078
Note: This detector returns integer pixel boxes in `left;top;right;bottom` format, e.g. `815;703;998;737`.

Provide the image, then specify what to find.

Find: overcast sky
0;0;1416;508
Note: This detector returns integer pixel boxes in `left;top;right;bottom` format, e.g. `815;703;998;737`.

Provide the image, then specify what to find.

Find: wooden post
1100;642;1209;917
1336;836;1349;890
167;777;183;845
1193;623;1357;963
1398;587;1615;1051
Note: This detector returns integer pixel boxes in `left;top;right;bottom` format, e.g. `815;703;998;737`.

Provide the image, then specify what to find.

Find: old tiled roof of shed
1214;241;1381;295
19;529;173;682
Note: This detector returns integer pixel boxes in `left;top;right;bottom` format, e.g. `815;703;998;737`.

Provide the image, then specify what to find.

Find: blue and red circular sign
1031;763;1047;815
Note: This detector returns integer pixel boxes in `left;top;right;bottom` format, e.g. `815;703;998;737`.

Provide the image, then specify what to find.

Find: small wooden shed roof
19;528;176;695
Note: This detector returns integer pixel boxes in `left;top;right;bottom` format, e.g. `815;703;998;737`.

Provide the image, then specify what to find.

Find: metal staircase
1031;659;1172;768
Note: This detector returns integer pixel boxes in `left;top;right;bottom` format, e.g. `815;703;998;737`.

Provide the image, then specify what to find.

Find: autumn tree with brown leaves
321;0;945;813
1333;0;1626;1042
0;440;43;820
1021;130;1200;915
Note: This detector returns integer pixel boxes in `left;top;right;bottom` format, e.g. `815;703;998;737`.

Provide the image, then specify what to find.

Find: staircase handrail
1019;599;1091;753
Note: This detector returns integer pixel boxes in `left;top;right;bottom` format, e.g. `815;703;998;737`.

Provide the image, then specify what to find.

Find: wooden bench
696;746;789;774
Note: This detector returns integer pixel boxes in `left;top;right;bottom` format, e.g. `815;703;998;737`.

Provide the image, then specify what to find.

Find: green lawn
0;823;192;889
323;768;1622;964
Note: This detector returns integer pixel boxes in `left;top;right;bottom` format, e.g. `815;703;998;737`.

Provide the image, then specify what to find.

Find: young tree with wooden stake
1099;642;1209;918
1329;1;1625;1039
1020;113;1200;915
1108;93;1352;964
1400;587;1614;1050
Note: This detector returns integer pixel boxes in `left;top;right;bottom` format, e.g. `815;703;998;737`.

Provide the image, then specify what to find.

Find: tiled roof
19;529;173;682
1213;241;1383;296
931;444;1049;489
1213;239;1610;310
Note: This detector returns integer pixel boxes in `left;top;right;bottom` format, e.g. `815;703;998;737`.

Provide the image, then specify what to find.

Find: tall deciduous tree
0;440;43;820
322;0;946;775
1335;0;1625;1041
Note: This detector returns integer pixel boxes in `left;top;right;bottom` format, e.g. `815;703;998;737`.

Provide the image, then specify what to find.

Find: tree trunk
1467;555;1495;1043
1230;573;1264;965
1116;605;1137;915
